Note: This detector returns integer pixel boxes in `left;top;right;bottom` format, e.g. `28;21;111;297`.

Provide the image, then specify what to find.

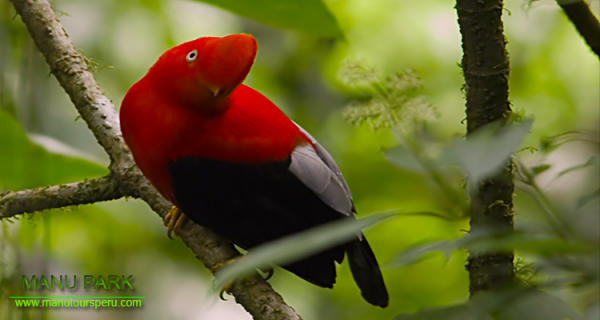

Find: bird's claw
210;258;239;300
164;206;188;239
210;259;275;300
218;285;231;301
259;266;274;280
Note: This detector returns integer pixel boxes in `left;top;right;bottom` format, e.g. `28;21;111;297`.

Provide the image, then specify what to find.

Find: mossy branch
6;0;302;319
0;176;121;218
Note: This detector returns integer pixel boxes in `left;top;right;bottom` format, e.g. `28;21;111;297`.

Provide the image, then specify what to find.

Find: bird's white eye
186;50;198;62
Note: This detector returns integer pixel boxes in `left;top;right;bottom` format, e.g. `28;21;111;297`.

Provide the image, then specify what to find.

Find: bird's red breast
120;83;311;205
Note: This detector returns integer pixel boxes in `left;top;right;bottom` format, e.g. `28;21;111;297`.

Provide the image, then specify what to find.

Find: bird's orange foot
164;206;188;239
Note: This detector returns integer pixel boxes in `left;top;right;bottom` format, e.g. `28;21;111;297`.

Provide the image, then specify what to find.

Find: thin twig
0;176;121;218
558;0;600;59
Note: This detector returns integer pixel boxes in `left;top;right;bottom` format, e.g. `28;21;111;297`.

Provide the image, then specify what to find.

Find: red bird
119;34;388;307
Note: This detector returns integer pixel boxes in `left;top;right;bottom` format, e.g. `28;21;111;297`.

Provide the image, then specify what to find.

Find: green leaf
584;303;599;320
214;211;397;289
384;139;470;219
394;288;515;320
557;154;599;178
539;131;587;154
0;110;108;191
384;144;427;172
386;239;456;268
531;164;552;175
388;227;586;269
395;211;458;221
576;189;600;211
497;289;582;320
444;119;533;185
396;288;581;320
466;231;580;256
193;0;343;38
396;304;492;320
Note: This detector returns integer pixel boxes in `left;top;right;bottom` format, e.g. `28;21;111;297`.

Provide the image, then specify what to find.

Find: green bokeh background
0;0;598;319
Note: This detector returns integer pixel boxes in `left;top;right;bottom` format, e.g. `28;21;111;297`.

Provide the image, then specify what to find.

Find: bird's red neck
120;83;311;205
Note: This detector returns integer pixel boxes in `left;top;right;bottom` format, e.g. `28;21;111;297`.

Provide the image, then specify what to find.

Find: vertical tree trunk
455;0;515;295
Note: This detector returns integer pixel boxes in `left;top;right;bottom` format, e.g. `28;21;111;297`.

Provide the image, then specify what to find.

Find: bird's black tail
347;236;389;308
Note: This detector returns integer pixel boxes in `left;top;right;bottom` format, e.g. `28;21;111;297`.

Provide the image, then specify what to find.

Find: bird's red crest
146;34;258;116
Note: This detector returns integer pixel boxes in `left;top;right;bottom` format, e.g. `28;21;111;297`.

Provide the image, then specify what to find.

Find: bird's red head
146;34;258;116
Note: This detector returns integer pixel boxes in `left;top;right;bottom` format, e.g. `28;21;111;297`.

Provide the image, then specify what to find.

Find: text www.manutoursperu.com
14;298;142;308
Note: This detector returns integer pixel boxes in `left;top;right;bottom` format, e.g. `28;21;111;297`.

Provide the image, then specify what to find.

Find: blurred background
0;0;598;319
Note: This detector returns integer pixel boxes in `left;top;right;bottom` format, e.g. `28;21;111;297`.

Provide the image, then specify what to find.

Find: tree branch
7;0;302;319
0;176;121;218
558;0;600;59
456;0;515;295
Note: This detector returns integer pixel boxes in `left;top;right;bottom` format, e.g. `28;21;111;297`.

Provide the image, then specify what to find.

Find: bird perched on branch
119;34;388;307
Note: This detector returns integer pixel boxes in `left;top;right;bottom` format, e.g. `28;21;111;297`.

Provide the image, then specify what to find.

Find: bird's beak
198;34;258;98
206;85;221;97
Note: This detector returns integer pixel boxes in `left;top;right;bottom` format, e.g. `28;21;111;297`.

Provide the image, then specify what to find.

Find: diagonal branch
0;176;121;218
9;0;127;163
558;0;600;59
7;0;302;319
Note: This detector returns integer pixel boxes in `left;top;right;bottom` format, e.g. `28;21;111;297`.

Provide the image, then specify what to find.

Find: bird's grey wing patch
313;141;353;199
289;121;356;215
289;144;354;216
292;122;354;200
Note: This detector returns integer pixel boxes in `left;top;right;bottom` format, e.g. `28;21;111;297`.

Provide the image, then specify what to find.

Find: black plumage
168;155;388;307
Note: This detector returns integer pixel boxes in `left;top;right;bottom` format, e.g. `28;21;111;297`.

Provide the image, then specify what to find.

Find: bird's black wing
168;123;388;306
291;122;388;307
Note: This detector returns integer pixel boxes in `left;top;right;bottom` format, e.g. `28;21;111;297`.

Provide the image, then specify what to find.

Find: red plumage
119;34;388;308
121;82;310;204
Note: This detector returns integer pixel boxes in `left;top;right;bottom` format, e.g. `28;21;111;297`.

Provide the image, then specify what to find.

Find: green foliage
193;0;343;38
389;134;599;319
340;63;435;133
496;289;583;320
1;0;598;319
396;303;491;320
584;303;599;320
0;110;107;191
384;136;469;220
443;119;532;185
396;288;583;320
513;258;537;286
388;225;591;268
382;120;532;219
214;212;396;290
78;49;113;73
539;131;599;155
556;154;599;179
17;212;43;251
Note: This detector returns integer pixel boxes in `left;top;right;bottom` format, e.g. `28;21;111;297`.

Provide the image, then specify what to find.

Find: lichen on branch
0;176;121;218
